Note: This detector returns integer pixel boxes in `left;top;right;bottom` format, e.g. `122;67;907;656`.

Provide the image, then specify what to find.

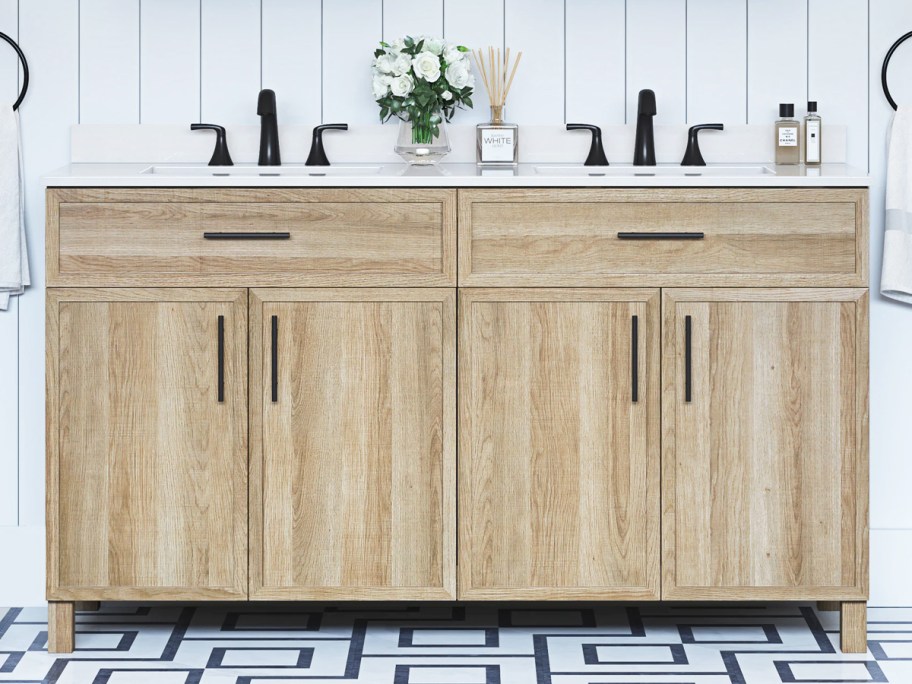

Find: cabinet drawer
458;188;867;287
48;188;456;286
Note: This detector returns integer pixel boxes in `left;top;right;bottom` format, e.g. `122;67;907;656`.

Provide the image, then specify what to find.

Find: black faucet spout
634;89;657;166
258;89;281;166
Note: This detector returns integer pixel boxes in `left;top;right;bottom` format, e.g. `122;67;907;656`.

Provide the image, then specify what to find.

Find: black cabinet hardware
681;123;724;166
631;315;639;403
617;232;704;240
203;232;290;240
191;124;233;166
271;315;278;403
217;315;225;403
684;315;692;403
306;123;349;166
566;123;609;166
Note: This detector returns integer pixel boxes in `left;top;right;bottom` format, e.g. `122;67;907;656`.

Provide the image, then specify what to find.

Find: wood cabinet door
459;289;661;600
249;288;456;600
47;288;248;600
662;289;869;600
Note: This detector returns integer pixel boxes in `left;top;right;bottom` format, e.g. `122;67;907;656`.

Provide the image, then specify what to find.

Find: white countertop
44;162;870;188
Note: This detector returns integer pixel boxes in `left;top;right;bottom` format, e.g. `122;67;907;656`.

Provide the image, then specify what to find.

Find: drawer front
48;188;456;286
458;188;867;287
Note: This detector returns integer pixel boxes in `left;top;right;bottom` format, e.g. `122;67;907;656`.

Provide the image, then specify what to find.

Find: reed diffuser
473;47;522;165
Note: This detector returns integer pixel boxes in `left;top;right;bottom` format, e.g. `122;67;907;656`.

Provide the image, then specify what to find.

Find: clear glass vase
395;117;450;165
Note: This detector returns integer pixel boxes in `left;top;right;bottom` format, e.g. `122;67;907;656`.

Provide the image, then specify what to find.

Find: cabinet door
663;289;868;600
47;288;248;600
459;289;661;600
250;288;456;600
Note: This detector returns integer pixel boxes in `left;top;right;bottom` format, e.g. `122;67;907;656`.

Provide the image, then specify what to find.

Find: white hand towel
881;106;912;303
0;106;28;311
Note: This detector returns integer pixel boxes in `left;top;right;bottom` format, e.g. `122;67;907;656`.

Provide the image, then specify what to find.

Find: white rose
390;38;406;52
443;45;463;65
393;52;411;75
412;51;441;82
390;74;414;97
441;90;453;101
375;53;396;74
445;61;470;90
424;37;445;55
372;74;390;98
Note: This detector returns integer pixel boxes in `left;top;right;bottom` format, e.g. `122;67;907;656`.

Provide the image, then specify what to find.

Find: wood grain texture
249;288;456;600
458;188;867;287
458;288;661;600
46;188;456;287
46;288;248;601
841;601;868;653
662;288;869;601
47;602;74;654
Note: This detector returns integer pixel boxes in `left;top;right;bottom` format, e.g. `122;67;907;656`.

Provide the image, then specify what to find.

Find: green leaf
415;39;425;53
457;45;469;52
463;96;474;109
404;36;414;48
380;41;390;48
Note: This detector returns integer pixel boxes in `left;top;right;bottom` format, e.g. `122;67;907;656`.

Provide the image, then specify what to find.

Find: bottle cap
807;101;818;112
779;103;795;118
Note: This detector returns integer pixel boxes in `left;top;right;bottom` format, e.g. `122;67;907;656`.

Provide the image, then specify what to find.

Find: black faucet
634;89;656;166
566;123;609;166
257;89;281;166
681;123;724;166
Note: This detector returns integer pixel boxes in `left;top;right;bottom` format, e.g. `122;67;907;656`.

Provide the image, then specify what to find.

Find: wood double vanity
43;179;869;653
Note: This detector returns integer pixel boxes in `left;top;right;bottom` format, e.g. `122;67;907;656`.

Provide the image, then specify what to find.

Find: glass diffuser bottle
474;47;522;166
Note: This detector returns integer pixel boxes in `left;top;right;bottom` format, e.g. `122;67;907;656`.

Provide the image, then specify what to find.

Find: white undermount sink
533;164;776;177
141;165;383;177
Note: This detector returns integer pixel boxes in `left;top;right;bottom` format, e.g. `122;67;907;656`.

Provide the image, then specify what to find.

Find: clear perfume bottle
476;106;519;166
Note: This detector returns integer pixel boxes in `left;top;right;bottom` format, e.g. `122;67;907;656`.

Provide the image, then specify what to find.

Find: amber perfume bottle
477;106;519;165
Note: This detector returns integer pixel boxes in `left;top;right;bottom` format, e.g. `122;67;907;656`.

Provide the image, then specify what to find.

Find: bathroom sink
533;165;776;178
141;165;383;177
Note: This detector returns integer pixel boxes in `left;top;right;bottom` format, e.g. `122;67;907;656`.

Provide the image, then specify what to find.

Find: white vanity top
44;162;870;188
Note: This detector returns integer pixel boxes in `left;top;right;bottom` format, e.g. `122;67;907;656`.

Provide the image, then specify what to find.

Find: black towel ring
0;31;28;111
883;30;912;111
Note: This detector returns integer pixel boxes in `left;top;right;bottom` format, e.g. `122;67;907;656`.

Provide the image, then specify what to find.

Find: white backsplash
70;123;848;166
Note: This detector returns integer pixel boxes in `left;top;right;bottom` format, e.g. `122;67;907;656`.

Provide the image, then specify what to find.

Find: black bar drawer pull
684;315;692;403
618;232;705;240
203;232;291;240
217;315;225;403
631;315;639;403
271;315;278;403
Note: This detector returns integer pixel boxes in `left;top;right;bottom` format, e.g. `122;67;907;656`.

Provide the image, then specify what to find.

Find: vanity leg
75;601;100;612
48;601;75;653
840;601;868;653
817;601;840;611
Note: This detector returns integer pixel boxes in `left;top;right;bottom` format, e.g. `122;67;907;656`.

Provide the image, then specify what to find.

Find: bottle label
806;120;821;162
779;126;798;147
480;127;515;162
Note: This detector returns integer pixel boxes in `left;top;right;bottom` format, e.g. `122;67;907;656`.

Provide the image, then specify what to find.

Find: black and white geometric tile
1;602;910;683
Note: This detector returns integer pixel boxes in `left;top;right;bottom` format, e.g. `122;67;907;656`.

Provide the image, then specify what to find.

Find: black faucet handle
191;123;233;167
681;123;724;166
305;123;349;166
567;123;609;166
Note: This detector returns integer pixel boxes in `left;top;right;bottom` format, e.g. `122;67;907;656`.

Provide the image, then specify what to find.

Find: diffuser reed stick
473;47;522;123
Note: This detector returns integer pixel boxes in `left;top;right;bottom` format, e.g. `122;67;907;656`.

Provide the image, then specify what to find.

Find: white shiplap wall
2;0;911;606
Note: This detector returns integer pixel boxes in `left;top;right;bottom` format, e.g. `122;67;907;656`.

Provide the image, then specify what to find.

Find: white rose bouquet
372;35;474;145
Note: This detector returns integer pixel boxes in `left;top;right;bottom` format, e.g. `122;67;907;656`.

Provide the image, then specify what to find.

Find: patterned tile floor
0;602;910;683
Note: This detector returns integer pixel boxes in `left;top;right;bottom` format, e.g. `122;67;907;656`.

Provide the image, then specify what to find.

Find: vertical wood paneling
747;0;808;124
323;0;381;124
141;0;201;124
443;0;503;124
18;0;80;529
262;0;321;125
687;0;747;124
201;0;261;124
627;0;687;125
79;0;140;124
809;0;867;168
504;0;564;125
0;0;18;527
383;0;443;42
565;0;626;125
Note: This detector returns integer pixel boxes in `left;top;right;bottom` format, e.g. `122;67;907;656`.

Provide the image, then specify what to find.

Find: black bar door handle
271;315;278;403
203;232;291;240
631;315;639;403
684;315;693;403
217;315;225;403
618;232;705;240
